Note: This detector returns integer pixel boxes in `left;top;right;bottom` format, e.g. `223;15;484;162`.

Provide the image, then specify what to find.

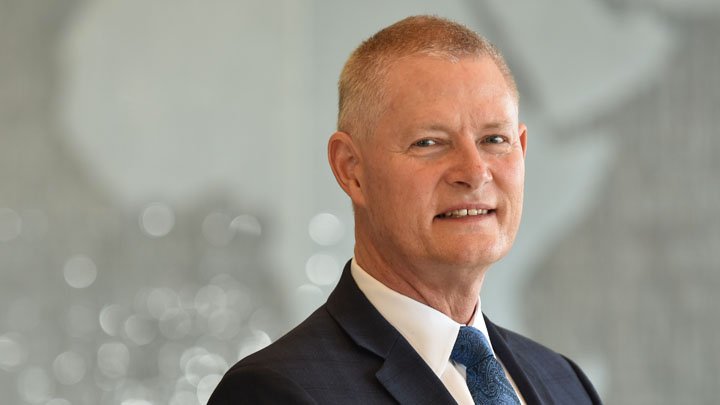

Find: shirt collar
350;258;492;378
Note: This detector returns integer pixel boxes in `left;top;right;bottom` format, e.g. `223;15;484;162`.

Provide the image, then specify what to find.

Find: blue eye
413;139;437;147
484;135;506;144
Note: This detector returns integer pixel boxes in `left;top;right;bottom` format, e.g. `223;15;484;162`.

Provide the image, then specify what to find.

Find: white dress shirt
351;259;525;405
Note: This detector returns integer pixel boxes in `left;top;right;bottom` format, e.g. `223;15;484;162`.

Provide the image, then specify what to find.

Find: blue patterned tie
451;326;521;405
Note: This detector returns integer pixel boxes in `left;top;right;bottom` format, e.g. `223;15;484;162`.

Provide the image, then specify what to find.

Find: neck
354;243;487;324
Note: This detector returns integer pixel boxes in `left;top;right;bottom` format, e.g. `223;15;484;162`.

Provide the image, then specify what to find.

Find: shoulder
488;321;603;404
493;324;585;376
208;365;317;405
209;306;338;404
231;304;372;370
210;304;387;403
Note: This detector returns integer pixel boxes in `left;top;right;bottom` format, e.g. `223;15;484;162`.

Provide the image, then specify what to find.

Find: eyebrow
421;121;513;133
479;121;514;131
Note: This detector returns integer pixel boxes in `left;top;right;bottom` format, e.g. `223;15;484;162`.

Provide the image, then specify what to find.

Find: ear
327;131;366;206
518;122;528;159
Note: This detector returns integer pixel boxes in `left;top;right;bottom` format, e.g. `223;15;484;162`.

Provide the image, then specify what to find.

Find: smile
439;208;493;218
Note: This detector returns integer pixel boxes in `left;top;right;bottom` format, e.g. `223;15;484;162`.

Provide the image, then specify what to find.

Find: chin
438;247;507;269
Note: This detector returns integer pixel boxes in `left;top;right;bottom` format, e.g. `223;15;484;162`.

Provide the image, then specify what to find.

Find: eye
483;135;507;144
412;138;437;147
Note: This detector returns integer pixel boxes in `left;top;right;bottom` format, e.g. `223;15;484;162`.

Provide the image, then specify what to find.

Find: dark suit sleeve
208;366;318;405
562;356;603;405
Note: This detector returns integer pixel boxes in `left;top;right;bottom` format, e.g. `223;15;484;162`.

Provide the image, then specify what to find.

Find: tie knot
451;326;494;367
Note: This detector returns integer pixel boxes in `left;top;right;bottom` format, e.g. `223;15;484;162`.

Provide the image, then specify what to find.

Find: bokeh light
308;213;344;246
305;253;340;286
124;314;157;346
196;373;222;404
147;287;180;320
291;284;325;324
169;390;198;405
184;353;227;387
229;214;262;237
159;308;193;340
97;342;130;379
139;203;175;237
0;333;28;371
99;304;129;337
237;330;272;360
194;285;226;319
63;254;98;288
53;350;87;385
17;366;55;404
207;308;240;340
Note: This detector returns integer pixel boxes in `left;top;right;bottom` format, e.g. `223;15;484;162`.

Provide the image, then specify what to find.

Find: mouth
435;208;496;219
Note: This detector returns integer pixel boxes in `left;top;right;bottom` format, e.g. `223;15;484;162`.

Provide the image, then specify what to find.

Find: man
210;15;601;404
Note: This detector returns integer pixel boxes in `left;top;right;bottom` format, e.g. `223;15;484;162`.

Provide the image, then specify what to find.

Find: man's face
352;55;527;273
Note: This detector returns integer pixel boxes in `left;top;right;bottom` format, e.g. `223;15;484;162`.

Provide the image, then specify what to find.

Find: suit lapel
485;315;545;405
327;261;456;405
376;340;458;405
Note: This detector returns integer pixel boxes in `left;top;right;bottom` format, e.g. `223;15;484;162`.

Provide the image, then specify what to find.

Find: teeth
442;208;489;218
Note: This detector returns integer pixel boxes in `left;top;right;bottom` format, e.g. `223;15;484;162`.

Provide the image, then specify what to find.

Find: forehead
386;55;511;98
377;55;518;128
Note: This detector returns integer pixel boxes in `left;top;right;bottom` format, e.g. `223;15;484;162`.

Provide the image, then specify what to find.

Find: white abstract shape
483;119;614;333
57;0;311;208
483;0;674;128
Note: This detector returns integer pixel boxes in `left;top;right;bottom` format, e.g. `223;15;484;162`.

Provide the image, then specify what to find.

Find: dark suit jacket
209;262;602;404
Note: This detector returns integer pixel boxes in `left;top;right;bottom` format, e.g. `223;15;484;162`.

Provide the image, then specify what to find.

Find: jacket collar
485;314;545;405
327;261;457;405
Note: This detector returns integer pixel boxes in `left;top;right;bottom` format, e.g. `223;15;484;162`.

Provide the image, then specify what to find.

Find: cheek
498;156;525;194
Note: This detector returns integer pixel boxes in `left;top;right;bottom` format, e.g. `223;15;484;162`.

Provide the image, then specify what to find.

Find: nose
445;139;492;189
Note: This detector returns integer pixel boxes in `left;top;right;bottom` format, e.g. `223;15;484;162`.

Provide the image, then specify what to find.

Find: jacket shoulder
212;305;391;404
490;323;603;404
208;365;317;405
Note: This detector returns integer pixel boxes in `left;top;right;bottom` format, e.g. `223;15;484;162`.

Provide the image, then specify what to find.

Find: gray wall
1;1;717;404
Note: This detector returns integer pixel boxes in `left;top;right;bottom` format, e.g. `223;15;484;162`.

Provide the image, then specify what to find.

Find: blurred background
1;0;718;403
